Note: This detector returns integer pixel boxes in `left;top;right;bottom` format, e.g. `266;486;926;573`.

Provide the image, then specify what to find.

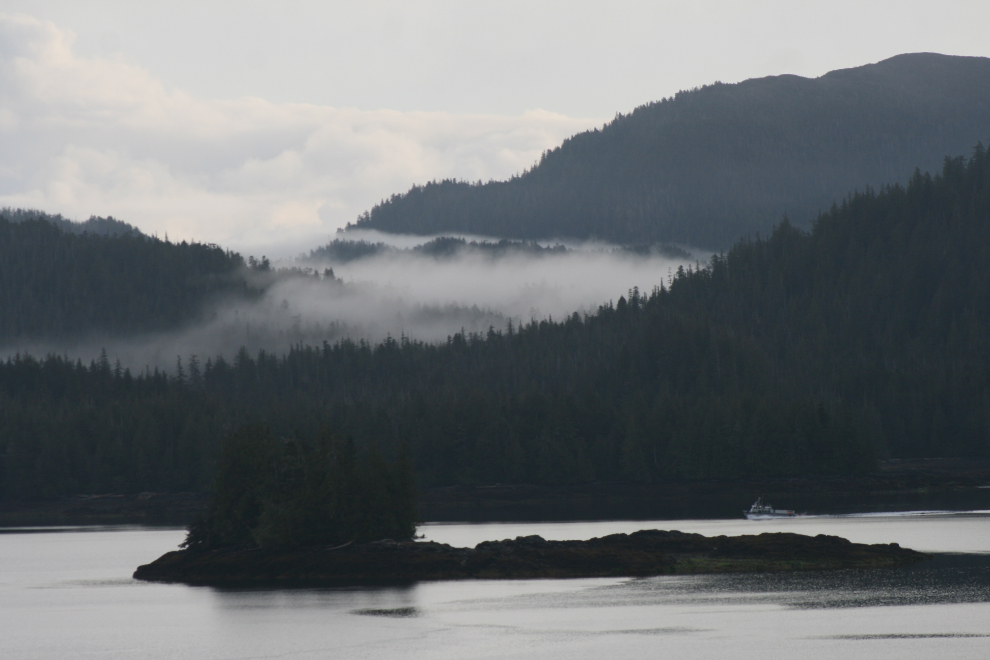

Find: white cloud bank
0;13;598;255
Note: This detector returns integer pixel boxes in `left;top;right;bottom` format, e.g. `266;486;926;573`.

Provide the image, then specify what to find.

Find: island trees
182;424;416;549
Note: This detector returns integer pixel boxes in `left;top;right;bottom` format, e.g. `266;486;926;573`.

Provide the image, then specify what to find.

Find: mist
2;232;702;372
308;230;697;324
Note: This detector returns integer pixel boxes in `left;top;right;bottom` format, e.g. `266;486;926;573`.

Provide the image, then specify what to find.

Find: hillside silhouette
348;53;990;248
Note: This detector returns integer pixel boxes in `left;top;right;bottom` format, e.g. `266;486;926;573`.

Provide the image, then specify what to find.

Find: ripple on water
351;606;420;617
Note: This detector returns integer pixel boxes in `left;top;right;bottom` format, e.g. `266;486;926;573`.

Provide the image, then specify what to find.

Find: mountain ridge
347;53;990;248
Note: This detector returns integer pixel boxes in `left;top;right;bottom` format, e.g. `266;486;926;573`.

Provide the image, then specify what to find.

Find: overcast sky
2;1;989;257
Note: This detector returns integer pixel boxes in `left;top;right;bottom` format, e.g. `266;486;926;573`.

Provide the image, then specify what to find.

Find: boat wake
806;509;990;519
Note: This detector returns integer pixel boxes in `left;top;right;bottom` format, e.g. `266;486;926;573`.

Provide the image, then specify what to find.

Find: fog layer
312;232;696;326
3;234;700;371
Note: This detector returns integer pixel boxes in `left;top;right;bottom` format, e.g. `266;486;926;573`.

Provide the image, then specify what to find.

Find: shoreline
133;530;929;587
4;458;988;527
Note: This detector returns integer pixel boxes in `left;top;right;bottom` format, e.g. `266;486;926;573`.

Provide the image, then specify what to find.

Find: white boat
744;497;797;519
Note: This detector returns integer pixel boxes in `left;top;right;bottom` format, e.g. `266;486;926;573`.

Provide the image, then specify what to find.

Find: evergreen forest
3;145;990;500
2;208;144;238
304;236;688;265
0;214;338;342
347;53;990;248
183;424;416;549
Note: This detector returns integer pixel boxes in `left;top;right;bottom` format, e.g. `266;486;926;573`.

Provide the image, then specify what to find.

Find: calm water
2;512;989;659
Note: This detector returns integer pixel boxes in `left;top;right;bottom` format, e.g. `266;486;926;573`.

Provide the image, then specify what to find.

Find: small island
134;529;928;586
132;425;929;587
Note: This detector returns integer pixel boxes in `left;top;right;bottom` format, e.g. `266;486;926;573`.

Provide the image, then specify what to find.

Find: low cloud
315;233;695;325
0;13;599;255
2;237;700;371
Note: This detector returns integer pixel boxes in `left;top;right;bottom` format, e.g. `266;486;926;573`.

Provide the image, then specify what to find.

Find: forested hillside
3;146;990;499
0;215;256;341
348;53;990;248
3;208;144;237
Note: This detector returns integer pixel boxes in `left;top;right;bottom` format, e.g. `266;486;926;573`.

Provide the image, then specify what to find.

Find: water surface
2;513;989;659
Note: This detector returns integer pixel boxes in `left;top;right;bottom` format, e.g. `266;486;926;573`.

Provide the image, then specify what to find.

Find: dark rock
133;530;930;587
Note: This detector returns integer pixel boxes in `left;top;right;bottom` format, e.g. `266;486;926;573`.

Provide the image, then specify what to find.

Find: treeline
2;208;144;238
3;145;990;499
0;305;875;500
0;214;339;342
306;236;688;266
348;53;990;248
305;236;569;264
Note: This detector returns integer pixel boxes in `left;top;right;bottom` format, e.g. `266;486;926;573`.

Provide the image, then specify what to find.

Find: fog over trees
5;51;990;503
0;214;695;369
0;213;252;341
2;146;989;499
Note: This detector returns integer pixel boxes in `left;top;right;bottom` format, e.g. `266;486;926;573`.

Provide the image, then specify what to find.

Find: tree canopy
3;144;990;500
183;424;416;549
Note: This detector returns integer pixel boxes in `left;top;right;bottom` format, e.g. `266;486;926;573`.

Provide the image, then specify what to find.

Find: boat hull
743;498;797;519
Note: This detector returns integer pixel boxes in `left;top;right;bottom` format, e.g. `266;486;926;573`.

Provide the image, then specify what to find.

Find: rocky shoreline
133;530;929;587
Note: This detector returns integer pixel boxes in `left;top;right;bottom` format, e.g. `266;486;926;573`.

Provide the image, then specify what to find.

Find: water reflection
623;553;990;609
191;553;990;634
